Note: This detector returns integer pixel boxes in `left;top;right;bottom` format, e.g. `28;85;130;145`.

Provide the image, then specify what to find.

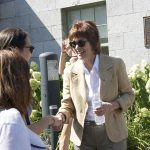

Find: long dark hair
0;50;31;115
0;28;28;51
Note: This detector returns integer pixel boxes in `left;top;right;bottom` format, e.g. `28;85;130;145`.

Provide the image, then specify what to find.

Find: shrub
29;61;42;122
127;60;150;150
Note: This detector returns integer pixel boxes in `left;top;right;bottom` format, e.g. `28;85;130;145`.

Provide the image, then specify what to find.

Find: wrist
111;101;120;110
61;51;66;54
45;116;55;125
51;116;55;125
57;113;66;123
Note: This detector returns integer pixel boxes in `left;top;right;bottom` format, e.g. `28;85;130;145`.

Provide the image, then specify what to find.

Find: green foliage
59;75;63;99
127;60;150;150
29;61;42;122
30;109;42;122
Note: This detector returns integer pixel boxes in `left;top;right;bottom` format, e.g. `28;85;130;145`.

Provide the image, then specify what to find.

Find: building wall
0;0;102;67
0;0;62;66
0;0;150;70
106;0;150;70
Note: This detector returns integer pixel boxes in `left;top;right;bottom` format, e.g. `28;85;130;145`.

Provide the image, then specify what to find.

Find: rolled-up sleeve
58;67;75;123
116;59;135;112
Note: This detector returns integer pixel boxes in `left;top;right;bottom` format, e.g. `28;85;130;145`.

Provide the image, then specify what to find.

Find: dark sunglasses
25;45;34;54
69;40;87;48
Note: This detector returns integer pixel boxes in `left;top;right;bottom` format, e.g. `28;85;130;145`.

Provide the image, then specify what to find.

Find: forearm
59;52;66;75
58;70;75;123
28;116;54;134
117;59;135;111
115;92;135;112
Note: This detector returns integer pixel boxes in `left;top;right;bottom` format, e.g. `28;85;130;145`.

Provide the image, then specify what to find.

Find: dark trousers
74;124;127;150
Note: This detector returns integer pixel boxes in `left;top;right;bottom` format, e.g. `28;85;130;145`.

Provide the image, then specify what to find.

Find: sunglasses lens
25;46;34;54
29;46;34;53
69;40;86;48
78;40;86;47
69;41;76;48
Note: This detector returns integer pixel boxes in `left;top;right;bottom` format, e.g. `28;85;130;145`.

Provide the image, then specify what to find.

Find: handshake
48;113;66;131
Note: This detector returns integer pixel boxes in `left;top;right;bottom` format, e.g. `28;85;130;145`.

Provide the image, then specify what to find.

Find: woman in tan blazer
57;20;135;150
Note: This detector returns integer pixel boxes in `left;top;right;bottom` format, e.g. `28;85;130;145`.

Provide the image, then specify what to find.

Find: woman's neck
83;54;96;72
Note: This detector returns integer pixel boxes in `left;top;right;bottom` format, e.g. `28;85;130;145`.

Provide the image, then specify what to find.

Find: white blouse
0;108;47;150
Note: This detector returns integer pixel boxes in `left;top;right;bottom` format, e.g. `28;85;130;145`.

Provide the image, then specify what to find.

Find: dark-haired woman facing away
0;50;56;149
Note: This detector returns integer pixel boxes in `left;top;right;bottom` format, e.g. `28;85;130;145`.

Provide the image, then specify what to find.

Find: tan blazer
58;54;135;146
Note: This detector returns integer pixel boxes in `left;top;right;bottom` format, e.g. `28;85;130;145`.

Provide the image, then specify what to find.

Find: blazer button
80;109;83;113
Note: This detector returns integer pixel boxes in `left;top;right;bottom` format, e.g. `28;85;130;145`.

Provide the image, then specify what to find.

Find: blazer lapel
72;60;87;103
71;55;113;102
99;54;113;100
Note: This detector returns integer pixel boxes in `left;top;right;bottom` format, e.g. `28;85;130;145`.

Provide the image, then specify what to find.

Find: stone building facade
0;0;150;70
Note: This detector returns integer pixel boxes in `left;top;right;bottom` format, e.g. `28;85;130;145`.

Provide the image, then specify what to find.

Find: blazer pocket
101;70;113;85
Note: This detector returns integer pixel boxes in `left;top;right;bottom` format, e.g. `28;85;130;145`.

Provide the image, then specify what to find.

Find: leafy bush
127;60;150;150
29;61;42;122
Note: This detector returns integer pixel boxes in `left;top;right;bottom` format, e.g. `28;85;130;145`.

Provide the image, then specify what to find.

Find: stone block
26;0;55;12
106;0;133;17
0;18;12;29
12;15;30;29
32;42;44;57
133;0;150;13
124;31;144;49
43;39;61;56
30;27;53;43
108;33;123;50
30;13;44;28
15;0;32;16
56;0;77;9
108;12;145;34
115;48;149;71
50;25;62;40
0;1;15;19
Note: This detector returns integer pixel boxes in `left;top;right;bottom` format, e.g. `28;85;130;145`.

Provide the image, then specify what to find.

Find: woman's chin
77;52;85;59
77;54;83;59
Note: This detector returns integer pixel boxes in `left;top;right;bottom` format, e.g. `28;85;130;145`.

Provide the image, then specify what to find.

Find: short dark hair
68;20;101;54
0;28;28;51
0;50;31;115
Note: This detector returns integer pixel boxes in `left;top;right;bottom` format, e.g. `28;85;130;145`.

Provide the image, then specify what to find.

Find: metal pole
39;52;60;150
49;105;58;150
